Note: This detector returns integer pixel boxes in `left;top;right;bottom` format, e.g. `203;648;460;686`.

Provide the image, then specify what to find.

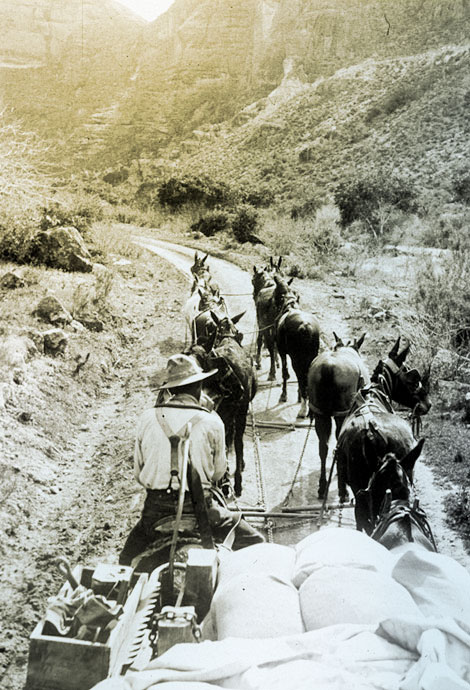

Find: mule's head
190;251;209;278
252;265;273;297
273;274;297;313
355;439;424;533
333;332;366;352
372;337;431;415
209;310;245;347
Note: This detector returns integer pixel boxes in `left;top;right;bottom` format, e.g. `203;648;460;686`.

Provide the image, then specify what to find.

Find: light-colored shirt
134;393;227;491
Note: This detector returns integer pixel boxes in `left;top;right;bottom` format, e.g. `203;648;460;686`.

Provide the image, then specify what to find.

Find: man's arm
210;415;228;482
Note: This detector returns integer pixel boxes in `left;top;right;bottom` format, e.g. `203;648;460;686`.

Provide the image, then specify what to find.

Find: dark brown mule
354;441;425;533
192;292;235;349
335;337;431;504
371;490;437;552
307;333;369;499
191;312;257;497
274;275;320;418
252;257;284;380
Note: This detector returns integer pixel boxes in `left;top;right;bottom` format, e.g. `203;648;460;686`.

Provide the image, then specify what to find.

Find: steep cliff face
260;0;470;81
0;0;144;162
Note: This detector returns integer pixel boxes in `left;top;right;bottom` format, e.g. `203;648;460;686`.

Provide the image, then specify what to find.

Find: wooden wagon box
26;565;148;690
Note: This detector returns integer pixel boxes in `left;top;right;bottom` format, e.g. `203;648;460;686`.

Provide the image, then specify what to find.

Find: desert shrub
90;222;142;260
157;175;234;210
240;185;275;208
412;250;470;350
452;171;470;205
231;205;259;243
380;84;417;115
0;211;39;264
290;199;319;220
421;209;470;250
40;192;104;237
190;210;230;237
334;173;417;239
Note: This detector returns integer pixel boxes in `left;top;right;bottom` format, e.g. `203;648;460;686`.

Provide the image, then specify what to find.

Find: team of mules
185;252;255;497
182;252;436;548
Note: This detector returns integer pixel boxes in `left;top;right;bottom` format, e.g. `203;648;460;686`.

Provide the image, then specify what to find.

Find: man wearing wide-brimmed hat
119;354;264;565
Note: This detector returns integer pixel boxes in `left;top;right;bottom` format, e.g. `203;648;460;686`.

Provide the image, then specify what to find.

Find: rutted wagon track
134;236;470;567
135;237;446;547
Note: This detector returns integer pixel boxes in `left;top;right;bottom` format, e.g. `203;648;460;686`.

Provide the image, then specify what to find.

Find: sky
114;0;175;22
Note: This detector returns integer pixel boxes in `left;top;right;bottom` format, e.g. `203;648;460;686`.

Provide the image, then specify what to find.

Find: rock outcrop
32;295;72;326
29;227;93;273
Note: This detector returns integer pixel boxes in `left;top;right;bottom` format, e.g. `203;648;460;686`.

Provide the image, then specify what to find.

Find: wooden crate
26;565;147;690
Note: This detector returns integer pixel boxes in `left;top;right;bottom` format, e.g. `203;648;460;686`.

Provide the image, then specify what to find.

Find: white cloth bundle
211;573;304;639
392;544;470;622
217;543;295;587
293;527;394;587
299;565;422;631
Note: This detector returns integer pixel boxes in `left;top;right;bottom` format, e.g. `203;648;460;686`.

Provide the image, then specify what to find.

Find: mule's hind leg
335;446;348;504
256;330;263;370
267;336;276;381
314;414;332;499
233;410;247;497
279;351;289;403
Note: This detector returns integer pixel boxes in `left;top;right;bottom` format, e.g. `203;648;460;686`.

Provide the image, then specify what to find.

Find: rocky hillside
167;43;470;208
107;0;470;162
2;0;470;173
0;0;144;163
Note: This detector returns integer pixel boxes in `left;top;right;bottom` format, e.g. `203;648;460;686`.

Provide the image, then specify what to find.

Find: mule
335;337;431;504
371;491;437;552
192;311;257;497
190;251;218;293
274;275;320;418
307;332;369;499
183;277;210;344
192;292;233;349
252;257;284;380
354;440;425;533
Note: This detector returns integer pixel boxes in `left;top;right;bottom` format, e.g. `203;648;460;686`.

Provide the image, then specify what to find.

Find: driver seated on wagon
119;354;264;566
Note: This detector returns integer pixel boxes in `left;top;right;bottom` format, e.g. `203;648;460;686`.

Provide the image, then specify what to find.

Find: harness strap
155;409;201;492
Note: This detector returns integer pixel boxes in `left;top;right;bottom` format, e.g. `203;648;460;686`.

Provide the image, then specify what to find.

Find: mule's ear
270;256;275;269
210;310;220;326
388;337;401;360
333;332;344;347
277;256;283;269
396;343;411;366
400;438;425;476
288;277;294;286
202;253;209;263
231;310;246;325
354;332;366;351
194;251;199;261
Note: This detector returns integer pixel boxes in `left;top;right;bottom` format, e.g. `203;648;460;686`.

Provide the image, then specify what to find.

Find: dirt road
135;237;470;561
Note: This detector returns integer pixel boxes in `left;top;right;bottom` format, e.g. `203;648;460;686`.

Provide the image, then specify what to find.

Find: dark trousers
119;489;264;566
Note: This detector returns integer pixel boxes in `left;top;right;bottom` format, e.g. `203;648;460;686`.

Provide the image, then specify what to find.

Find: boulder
43;329;68;356
33;295;72;326
79;317;104;332
29;226;93;273
0;272;25;289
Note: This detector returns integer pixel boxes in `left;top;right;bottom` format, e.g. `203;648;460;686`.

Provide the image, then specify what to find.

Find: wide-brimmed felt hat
159;353;218;389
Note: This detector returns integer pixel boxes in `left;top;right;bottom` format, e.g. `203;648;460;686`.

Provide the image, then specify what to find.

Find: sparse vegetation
412;250;470;353
190;210;231;237
334;173;418;240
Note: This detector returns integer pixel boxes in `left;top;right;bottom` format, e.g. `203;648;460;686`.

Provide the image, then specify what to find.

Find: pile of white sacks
95;528;470;690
